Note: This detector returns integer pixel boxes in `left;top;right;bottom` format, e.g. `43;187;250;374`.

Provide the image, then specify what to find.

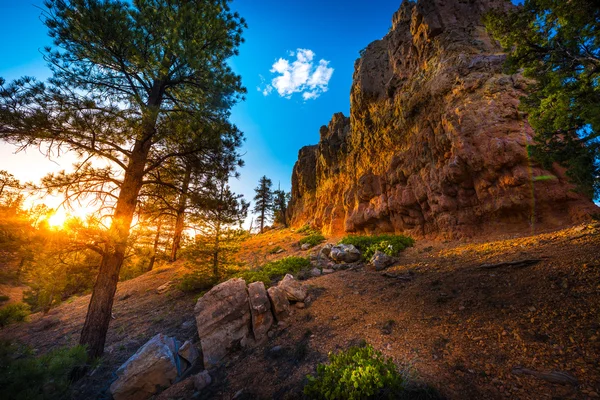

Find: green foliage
178;272;220;293
0;295;9;302
304;344;406;400
338;235;415;260
0;341;88;400
233;256;311;286
484;0;600;198
297;225;320;235
299;233;326;248
0;303;30;328
273;188;290;227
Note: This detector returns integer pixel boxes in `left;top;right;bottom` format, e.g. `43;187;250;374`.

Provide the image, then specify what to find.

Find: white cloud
260;48;334;101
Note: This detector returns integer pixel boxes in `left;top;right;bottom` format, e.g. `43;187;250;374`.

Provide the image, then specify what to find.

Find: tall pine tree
0;0;246;359
253;176;273;233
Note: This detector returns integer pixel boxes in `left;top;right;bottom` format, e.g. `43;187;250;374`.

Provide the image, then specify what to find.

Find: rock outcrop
288;0;599;239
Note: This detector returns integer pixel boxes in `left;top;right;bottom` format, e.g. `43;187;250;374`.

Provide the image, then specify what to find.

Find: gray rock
370;250;395;271
267;286;291;322
193;370;212;391
322;268;335;274
319;243;333;259
329;244;361;263
301;243;311;251
278;274;307;302
248;281;274;342
178;340;199;367
310;267;322;277
194;278;252;367
110;333;179;400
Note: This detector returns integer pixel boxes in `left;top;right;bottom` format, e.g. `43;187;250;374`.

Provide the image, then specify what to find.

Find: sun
47;209;68;228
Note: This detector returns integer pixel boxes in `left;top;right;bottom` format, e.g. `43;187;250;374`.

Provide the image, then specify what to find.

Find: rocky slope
288;0;598;238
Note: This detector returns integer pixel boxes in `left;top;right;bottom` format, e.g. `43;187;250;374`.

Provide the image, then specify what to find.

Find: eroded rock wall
289;0;598;239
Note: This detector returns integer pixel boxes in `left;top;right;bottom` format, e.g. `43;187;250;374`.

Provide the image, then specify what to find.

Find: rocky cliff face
289;0;598;238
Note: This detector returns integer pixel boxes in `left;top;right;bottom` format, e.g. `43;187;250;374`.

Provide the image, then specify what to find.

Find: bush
304;344;406;400
0;341;88;400
338;235;415;260
178;272;219;292
0;295;9;302
233;256;311;287
0;303;30;328
296;225;314;234
299;233;325;248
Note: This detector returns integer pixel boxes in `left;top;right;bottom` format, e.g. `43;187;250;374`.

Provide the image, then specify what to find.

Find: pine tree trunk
79;79;164;360
147;219;162;272
170;162;192;262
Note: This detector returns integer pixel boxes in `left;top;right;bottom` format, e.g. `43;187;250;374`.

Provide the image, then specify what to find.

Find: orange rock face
288;0;598;239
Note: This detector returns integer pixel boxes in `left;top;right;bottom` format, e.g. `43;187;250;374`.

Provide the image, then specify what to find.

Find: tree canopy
485;0;600;198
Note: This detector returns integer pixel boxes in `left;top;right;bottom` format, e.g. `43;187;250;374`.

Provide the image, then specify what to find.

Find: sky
0;0;404;220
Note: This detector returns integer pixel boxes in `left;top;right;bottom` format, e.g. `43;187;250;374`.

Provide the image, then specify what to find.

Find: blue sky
0;0;402;215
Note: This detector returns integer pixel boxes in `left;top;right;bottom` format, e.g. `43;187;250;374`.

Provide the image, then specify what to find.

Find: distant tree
0;0;246;359
273;184;290;227
186;174;248;279
253;176;273;233
485;0;600;198
0;171;22;207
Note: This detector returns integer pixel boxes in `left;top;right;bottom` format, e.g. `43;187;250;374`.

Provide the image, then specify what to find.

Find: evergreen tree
485;0;600;198
273;184;290;227
0;0;246;359
253;176;273;233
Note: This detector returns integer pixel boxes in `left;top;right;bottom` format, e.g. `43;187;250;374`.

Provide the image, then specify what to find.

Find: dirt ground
1;223;599;399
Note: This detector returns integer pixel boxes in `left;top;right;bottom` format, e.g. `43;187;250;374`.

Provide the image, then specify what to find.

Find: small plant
296;225;313;234
0;341;88;400
299;233;325;248
339;234;415;260
304;344;406;400
268;245;283;254
234;256;312;286
0;303;30;328
0;295;9;303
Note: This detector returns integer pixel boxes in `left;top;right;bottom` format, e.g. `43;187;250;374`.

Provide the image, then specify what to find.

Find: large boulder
329;244;361;263
194;278;252;367
247;281;274;342
110;334;180;400
278;274;307;302
267;286;291;322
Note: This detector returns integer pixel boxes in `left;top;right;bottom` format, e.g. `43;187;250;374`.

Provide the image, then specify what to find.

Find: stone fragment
278;274;307;302
267;286;291;322
193;371;212;392
329;244;361;263
370;250;395;271
110;334;179;400
247;281;274;342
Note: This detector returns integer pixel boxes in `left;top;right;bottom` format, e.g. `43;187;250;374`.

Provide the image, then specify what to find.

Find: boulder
310;267;322;277
329;244;361;263
110;334;179;400
267;286;291;322
370;250;395;271
194;278;252;367
319;243;333;259
278;274;307;302
247;281;274;342
301;243;311;250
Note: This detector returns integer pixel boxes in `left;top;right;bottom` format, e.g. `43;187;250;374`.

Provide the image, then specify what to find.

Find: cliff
288;0;599;238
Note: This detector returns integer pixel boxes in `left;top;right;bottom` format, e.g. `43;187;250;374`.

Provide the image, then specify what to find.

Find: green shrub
338;235;415;260
178;272;219;293
0;341;88;400
304;344;405;400
0;295;9;302
0;303;30;328
233;256;311;287
296;225;314;234
299;233;325;248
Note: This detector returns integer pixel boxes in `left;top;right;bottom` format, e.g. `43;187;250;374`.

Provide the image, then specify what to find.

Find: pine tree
485;0;600;198
273;184;290;227
0;0;246;359
253;176;273;233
